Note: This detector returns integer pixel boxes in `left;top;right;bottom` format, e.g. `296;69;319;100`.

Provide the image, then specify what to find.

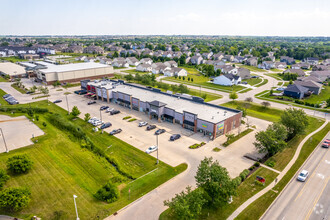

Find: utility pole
0;128;9;153
100;109;103;133
156;134;159;165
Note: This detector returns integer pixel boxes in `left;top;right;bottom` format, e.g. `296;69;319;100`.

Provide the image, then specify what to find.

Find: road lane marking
295;151;328;202
316;173;325;179
304;177;329;220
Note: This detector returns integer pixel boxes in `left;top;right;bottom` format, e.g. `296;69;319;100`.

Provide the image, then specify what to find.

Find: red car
322;139;329;148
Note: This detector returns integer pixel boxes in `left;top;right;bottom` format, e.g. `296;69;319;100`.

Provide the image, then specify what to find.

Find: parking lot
51;92;268;177
0;115;44;153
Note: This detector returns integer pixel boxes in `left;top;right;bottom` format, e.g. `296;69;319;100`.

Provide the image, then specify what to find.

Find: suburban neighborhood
0;1;329;220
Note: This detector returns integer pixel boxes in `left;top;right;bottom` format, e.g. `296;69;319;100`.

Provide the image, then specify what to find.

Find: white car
105;108;114;113
139;121;148;127
297;170;309;182
145;145;158;154
88;117;98;124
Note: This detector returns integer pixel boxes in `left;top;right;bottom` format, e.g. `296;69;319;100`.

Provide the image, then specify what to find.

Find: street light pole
156;134;159;165
73;195;80;220
100;109;103;133
0;128;9;153
65;94;70;114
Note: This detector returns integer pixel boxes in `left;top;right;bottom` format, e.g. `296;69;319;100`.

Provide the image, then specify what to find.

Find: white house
112;60;129;68
126;57;140;66
84;57;96;62
136;63;152;72
100;58;112;65
213;74;241;86
164;61;178;68
164;67;187;77
139;58;153;65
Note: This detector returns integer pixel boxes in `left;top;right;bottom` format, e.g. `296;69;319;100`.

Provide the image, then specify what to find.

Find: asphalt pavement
262;133;330;220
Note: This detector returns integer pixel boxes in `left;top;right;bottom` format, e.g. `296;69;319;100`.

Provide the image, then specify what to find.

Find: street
262;133;330;220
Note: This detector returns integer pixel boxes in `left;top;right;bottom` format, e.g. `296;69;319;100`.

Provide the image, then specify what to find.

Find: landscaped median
0;101;187;219
223;128;254;147
235;122;330;220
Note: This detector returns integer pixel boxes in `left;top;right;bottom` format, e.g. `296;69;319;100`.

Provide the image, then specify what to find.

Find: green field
242;78;262;86
236;122;330;220
0;101;186;219
0;56;28;63
265;73;286;80
160;167;278;220
220;101;283;122
238;65;267;72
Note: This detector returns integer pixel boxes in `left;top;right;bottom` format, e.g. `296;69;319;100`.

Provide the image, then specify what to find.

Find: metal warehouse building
35;62;114;84
81;79;242;140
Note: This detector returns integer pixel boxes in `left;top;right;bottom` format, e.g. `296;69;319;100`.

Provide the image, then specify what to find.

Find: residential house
202;52;213;60
264;56;276;62
283;84;309;99
112;60;129;68
83;46;104;54
259;61;275;70
100;58;112;65
222;55;234;62
126;57;140;66
246;57;258;66
213;52;224;60
75;56;86;61
203;60;215;65
280;56;296;65
84;57;96;62
190;56;203;65
220;65;238;74
237;68;251;79
297;76;324;84
292;63;310;70
214;60;226;66
136;64;152;72
294;80;323;95
213;74;241;86
164;61;178;68
312;65;329;71
304;57;319;65
310;71;330;82
233;56;246;63
162;51;173;58
164;67;187;77
274;62;287;69
283;69;305;77
113;57;126;62
139;58;153;65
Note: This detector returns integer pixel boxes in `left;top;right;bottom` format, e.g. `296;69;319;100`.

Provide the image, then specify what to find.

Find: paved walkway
227;120;329;220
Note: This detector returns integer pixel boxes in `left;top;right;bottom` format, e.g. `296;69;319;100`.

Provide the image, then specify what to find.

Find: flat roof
0;62;26;76
112;84;237;123
19;62;37;68
38;62;111;73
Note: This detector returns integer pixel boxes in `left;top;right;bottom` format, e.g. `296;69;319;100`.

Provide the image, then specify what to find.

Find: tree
52;81;61;88
70;106;81;118
195;157;237;207
280;108;309;139
124;74;134;82
94;182;119;203
270;89;273;95
261;101;271;108
245;97;253;103
84;113;91;122
7;154;33;174
164;186;206;220
0;169;9;190
254;122;288;156
0;187;31;212
113;51;119;58
229;92;238;101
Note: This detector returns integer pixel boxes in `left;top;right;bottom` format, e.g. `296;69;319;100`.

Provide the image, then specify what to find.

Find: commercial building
35;62;114;84
0;62;27;79
81;80;242;140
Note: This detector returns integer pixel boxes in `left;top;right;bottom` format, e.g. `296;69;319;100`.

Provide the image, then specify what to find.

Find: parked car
105;108;114;113
155;129;166;135
53;100;62;103
276;87;285;91
145;145;158;154
100;122;112;129
322;139;330;148
100;106;109;111
146;124;156;131
109;109;120;115
87;101;96;105
170;134;181;141
241;81;248;85
3;94;11;98
93;120;103;126
109;128;122;135
74;90;87;95
26;91;34;94
297;170;309;182
138;121;148;127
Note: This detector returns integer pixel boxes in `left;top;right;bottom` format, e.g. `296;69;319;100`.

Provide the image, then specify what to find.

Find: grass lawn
62;83;81;88
179;66;200;75
122;69;149;75
265;117;324;171
0;77;9;82
186;88;222;102
159;167;278;220
255;78;269;87
0;101;187;219
0;56;28;63
223;128;254;147
238;65;267;72
220;101;283;122
238;88;253;93
0;88;8;105
256;89;330;113
11;84;26;94
242;78;262;86
236;122;330;220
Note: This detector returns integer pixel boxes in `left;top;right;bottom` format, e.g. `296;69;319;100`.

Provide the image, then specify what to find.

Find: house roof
284;69;305;76
284;84;309;94
225;73;240;81
294;80;323;88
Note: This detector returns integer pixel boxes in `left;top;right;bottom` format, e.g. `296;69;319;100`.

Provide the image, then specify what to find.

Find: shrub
94;182;119;203
265;160;276;168
0;169;10;189
232;176;242;187
128;118;137;122
42;122;47;127
254;162;260;167
0;187;31;212
35;115;39;121
213;147;221;152
248;166;256;171
239;169;249;181
7;154;33;174
123;116;132;120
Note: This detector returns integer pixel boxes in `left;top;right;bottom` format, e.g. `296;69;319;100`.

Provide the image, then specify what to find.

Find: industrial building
35;62;114;84
81;79;242;140
0;62;27;79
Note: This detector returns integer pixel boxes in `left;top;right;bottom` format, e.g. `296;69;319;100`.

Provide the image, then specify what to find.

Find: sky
0;0;330;36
